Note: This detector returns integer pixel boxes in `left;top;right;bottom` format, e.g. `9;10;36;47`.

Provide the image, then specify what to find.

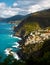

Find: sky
0;0;50;18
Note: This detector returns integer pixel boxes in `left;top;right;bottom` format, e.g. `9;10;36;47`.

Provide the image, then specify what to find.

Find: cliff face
15;9;50;64
14;9;50;36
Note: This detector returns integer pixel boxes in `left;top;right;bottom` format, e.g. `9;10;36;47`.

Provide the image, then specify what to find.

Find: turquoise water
0;22;19;59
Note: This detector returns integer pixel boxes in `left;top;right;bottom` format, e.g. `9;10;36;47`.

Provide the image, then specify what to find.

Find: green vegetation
13;9;50;65
20;22;41;35
46;27;50;30
15;9;50;37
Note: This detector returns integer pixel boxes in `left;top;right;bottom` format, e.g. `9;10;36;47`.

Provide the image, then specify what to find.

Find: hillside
0;15;25;23
14;9;50;36
0;18;5;21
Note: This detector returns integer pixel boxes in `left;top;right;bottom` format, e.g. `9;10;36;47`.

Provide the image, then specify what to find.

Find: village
25;29;50;46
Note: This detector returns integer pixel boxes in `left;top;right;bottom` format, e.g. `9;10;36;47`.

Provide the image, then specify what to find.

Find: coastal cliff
14;9;50;37
13;9;50;64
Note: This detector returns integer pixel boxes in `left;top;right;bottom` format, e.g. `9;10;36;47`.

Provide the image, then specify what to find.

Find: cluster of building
25;29;50;46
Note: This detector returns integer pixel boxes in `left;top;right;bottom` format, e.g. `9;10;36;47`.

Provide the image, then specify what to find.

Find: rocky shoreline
13;26;50;60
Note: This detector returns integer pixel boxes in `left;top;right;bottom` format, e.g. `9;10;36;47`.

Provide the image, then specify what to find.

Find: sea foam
4;48;20;60
9;34;22;40
4;48;12;56
11;51;20;60
12;42;19;48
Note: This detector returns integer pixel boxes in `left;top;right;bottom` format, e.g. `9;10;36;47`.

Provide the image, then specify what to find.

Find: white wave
6;28;12;30
8;28;12;30
10;34;13;37
13;42;22;49
4;48;12;56
10;51;20;60
9;34;22;40
4;48;20;60
8;34;13;38
12;42;19;48
13;36;22;40
12;45;18;48
15;25;17;26
14;42;19;45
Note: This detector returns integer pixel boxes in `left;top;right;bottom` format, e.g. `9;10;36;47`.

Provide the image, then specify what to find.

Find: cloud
28;0;50;13
28;5;41;13
0;8;21;18
40;0;50;8
2;7;20;18
0;2;29;18
0;0;50;18
0;2;21;18
13;2;18;7
0;2;6;9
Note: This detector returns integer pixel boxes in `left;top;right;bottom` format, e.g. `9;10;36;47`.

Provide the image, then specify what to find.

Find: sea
0;22;20;61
